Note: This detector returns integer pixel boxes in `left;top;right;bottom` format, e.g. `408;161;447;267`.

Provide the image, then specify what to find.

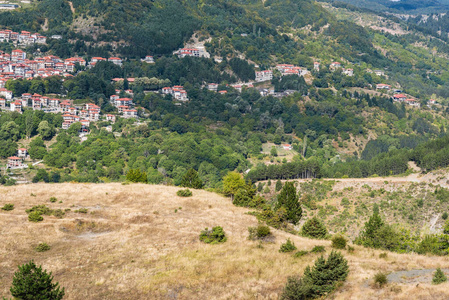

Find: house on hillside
255;70;273;82
393;94;406;102
7;156;24;168
282;144;293;151
17;148;28;158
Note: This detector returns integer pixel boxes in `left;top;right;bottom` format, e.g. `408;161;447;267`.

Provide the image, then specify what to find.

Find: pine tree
358;211;384;246
10;261;65;300
301;217;328;239
303;251;349;298
180;168;204;189
276;182;301;225
432;268;447;285
275;180;283;192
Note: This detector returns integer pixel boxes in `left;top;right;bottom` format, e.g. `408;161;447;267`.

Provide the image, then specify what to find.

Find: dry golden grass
1;183;449;299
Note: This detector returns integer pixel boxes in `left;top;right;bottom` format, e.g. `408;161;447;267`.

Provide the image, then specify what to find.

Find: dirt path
387;268;449;284
41;18;48;32
68;1;75;14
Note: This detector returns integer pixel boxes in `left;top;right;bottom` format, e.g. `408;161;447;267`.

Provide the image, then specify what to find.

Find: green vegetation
28;211;44;222
126;169;147;183
177;189;193;197
281;251;349;299
199;226;227;244
35;243;51;252
180;169;203;189
294;250;309;258
248;224;271;241
276;182;302;225
1;203;14;211
432;268;447;285
374;272;388;288
311;245;326;253
49;197;57;203
9;261;64;300
279;239;297;253
301;217;328;239
331;235;347;249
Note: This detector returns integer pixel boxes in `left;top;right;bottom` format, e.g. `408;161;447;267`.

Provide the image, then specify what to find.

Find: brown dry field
1;183;449;299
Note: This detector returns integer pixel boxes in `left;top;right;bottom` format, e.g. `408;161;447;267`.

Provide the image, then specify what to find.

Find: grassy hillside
1;183;449;299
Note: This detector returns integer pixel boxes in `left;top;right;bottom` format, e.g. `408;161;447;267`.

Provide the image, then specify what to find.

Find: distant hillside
0;0;332;57
330;0;449;13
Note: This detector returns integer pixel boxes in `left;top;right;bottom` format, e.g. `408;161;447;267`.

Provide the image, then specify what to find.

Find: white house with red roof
0;88;12;99
176;48;200;58
0;98;5;109
108;57;122;66
282;144;293;151
17;148;28;158
10;101;22;113
7;156;25;168
11;49;26;62
313;62;320;71
330;62;342;70
393;94;407;102
106;114;116;123
123;109;138;118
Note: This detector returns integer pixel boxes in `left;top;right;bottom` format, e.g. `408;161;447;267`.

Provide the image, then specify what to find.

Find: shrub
301;217;328;239
1;203;14;211
248;224;271;241
49;197;57;203
126;169;147;183
374;272;388;287
443;212;448;220
180;168;203;189
294;250;308;258
332;235;347;249
432;268;447;285
311;245;326;253
347;245;355;253
35;243;51;252
26;205;52;216
379;252;388;259
199;226;227;244
280;276;312;300
10;261;64;300
177;189;193;197
53;209;65;219
283;251;349;299
75;208;88;214
279;239;297;253
28;211;43;222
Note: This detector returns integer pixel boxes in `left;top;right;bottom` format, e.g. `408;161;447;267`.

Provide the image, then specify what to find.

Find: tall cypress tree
276;182;302;225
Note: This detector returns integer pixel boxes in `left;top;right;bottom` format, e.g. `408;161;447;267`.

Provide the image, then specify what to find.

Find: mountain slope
1;183;449;299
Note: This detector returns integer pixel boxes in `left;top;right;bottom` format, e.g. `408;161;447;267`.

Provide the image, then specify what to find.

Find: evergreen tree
360;211;384;241
432;268;447;285
275;179;283;192
303;251;349;298
276;182;301;225
180;168;204;189
302;217;328;239
10;261;65;300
